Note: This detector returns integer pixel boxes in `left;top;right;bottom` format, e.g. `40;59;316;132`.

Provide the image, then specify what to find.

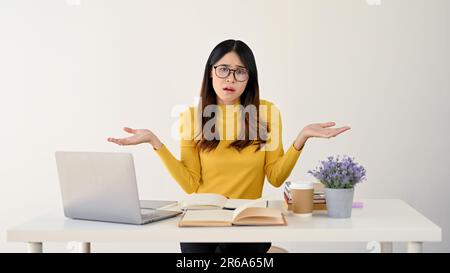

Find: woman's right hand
107;127;163;149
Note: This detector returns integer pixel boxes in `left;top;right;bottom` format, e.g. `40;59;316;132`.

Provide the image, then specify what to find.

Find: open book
179;193;267;210
178;194;286;227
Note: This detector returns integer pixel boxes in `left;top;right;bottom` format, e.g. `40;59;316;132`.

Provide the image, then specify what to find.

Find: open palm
107;127;154;146
301;122;351;139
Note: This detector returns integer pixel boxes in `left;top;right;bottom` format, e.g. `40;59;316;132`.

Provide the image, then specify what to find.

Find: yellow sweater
154;100;303;199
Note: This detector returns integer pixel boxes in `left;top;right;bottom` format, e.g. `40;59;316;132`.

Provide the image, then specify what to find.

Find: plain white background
1;0;449;252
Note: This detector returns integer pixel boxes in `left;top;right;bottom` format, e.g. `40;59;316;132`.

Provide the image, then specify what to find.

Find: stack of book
283;181;327;211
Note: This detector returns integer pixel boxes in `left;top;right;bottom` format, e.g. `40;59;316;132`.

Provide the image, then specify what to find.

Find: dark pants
180;242;272;253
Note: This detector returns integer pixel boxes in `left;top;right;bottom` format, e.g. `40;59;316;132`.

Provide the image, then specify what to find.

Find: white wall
1;0;449;252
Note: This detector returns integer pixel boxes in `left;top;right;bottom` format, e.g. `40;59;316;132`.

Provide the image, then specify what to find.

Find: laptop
55;151;182;225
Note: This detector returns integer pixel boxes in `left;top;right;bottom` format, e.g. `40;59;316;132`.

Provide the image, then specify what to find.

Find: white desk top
7;199;441;243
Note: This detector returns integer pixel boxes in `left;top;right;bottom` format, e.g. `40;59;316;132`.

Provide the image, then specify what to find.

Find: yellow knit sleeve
263;103;303;187
154;107;201;193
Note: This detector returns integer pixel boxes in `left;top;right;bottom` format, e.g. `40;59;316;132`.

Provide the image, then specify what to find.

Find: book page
180;193;227;210
233;207;283;223
232;198;267;220
232;214;286;226
224;198;266;210
180;210;234;226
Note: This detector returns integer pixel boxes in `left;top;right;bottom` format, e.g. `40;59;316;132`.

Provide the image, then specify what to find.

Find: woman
107;39;351;253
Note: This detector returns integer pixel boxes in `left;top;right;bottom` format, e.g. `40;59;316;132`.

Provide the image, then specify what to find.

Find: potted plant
308;155;366;218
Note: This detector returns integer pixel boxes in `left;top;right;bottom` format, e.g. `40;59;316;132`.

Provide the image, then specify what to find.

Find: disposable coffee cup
291;182;314;217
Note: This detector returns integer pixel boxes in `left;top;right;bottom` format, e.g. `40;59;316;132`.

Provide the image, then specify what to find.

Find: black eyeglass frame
213;65;249;82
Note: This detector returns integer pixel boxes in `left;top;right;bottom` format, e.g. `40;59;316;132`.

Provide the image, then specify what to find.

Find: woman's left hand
294;122;351;150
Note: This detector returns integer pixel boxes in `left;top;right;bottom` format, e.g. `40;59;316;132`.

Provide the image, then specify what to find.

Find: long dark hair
195;40;268;153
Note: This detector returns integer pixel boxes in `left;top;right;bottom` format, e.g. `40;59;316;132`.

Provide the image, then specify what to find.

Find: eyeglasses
213;65;249;82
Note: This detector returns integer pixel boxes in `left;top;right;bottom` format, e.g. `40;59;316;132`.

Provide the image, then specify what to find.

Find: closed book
284;192;292;203
314;194;325;199
284;187;292;199
284;191;326;204
313;203;327;211
283;199;327;211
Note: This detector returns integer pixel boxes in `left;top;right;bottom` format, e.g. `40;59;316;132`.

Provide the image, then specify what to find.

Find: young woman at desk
107;40;351;253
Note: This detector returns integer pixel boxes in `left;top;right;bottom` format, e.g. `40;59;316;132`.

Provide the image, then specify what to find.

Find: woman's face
211;51;249;105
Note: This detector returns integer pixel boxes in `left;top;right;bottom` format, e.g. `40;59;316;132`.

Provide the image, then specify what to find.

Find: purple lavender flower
308;155;366;189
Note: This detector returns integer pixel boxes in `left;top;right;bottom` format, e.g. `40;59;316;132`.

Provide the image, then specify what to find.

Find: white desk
7;199;441;253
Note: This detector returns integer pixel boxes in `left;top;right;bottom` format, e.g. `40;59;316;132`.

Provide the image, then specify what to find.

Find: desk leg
78;242;91;253
27;242;43;253
380;242;393;253
407;242;423;253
